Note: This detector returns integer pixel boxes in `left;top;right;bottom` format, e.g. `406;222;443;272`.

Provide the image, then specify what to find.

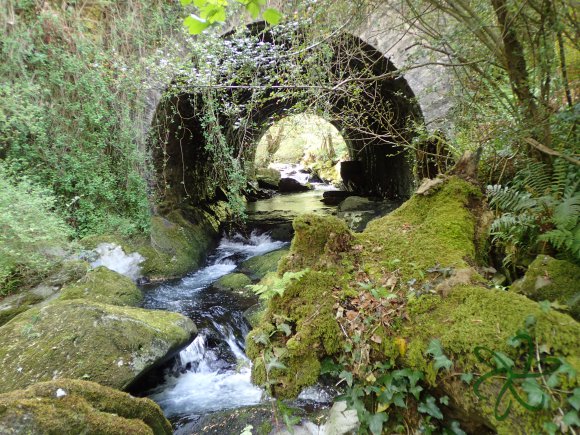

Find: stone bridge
145;4;454;210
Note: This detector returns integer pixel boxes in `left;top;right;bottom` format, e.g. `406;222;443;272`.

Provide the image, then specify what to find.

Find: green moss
59;266;142;306
360;177;481;281
398;285;580;433
0;300;196;393
0;379;171;434
511;255;580;320
247;271;342;398
279;214;352;274
214;273;253;295
238;249;289;279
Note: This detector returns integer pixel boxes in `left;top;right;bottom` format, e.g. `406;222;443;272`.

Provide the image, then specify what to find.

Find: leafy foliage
0;165;71;295
248;269;309;300
488;157;580;272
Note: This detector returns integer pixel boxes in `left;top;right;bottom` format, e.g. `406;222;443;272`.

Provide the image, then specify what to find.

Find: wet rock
511;255;580;320
256;167;281;190
238;249;289;279
321;190;353;206
243;300;267;328
320;401;359;434
0;299;196;393
0;379;172;435
278;178;312;193
213;273;253;296
337;196;373;212
59;266;142;306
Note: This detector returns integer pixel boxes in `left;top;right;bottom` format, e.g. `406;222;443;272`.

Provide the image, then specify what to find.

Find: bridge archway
150;23;423;210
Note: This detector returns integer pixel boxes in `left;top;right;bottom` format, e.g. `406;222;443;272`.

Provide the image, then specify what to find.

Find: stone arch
149;22;424;211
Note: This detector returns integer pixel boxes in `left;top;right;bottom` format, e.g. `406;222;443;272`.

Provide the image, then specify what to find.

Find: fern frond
513;160;551;197
488;185;537;212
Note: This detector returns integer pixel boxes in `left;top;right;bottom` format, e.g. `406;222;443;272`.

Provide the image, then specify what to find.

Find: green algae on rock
511;255;580;320
59;266;142;306
238;248;289;279
0;379;172;435
0;300;196;394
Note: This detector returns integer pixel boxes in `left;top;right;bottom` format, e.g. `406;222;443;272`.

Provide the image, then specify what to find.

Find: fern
487;157;580;269
248;269;309;300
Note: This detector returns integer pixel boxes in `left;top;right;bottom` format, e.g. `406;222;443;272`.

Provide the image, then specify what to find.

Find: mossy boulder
139;209;219;280
214;273;253;296
59;266;142;306
256;167;281;189
398;285;580;433
238;249;289;279
279;214;352;273
511;255;580;320
0;300;196;393
247;270;342;399
0;260;88;327
0;379;171;435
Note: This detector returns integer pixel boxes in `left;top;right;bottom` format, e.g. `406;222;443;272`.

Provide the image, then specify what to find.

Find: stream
136;173;338;433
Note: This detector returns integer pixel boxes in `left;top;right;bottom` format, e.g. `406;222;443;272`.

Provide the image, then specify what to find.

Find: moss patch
247;270;342;399
511;255;580;320
0;379;171;435
0;300;196;393
214;273;253;296
59;266;142;306
360;177;481;281
238;249;289;279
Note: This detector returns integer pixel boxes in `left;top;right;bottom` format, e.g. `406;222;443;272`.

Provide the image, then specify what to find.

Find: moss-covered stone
511;255;580;320
59;266;142;306
0;300;196;393
360;177;482;281
0;260;89;327
247;270;342;399
0;379;172;435
279;214;352;273
399;285;580;433
238;249;289;279
214;273;253;296
256;167;281;189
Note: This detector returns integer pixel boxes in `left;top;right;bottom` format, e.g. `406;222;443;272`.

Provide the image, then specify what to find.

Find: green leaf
439;395;450;405
460;373;474;384
569;388;580;411
446;421;466;435
266;359;287;372
278;322;291;336
262;8;282;25
183;15;210;34
522;378;549;408
368;412;389;435
563;410;580;427
340;370;354;387
426;339;453;372
539;300;551;313
418;395;444;420
245;2;260;18
180;0;192;5
542;421;558;435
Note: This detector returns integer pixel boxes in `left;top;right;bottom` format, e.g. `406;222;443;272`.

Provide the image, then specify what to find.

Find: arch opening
149;23;424;213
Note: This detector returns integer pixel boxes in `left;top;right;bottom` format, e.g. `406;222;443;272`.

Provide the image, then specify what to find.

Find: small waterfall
141;231;287;422
90;243;144;281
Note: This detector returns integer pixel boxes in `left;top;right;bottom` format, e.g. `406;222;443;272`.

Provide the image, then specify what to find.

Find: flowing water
137;171;341;432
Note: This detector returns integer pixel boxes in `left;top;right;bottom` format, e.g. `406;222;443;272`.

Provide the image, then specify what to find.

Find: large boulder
0;300;196;393
59;266;142;306
238;249;289;279
511;255;580;320
278;178;312;193
0;379;172;435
